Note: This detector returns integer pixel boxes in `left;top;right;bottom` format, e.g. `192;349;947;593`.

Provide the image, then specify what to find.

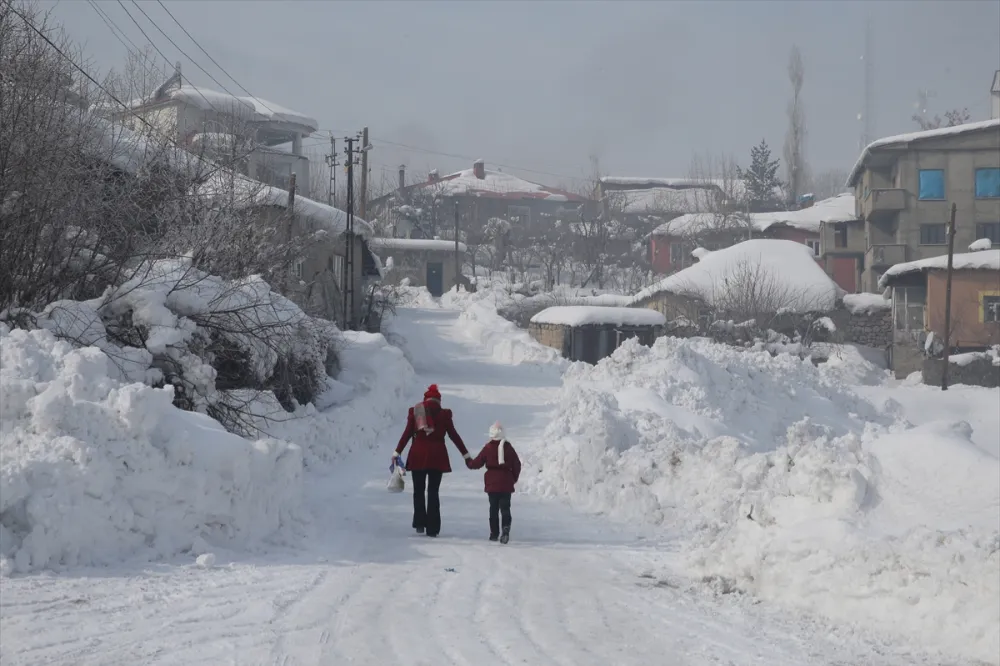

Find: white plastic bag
387;456;406;493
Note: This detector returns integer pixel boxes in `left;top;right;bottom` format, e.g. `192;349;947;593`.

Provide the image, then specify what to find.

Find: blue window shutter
918;170;945;200
975;168;1000;198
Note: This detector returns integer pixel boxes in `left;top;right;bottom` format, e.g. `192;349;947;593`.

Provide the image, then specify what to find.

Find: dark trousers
411;470;443;535
488;492;512;537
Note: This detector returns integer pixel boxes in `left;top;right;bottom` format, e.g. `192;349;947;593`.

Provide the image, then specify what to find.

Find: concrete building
846;119;1000;292
878;248;1000;378
368;238;468;297
102;68;318;198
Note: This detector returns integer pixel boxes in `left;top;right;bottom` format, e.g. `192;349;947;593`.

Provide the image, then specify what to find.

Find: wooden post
941;202;957;390
359;126;369;221
454;199;461;292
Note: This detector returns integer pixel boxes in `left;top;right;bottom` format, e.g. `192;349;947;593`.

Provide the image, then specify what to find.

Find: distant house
98;68;319;198
528;306;665;364
370;160;594;241
878;246;999;377
846;118;1000;292
629;238;842;323
368;237;468;297
650;194;856;276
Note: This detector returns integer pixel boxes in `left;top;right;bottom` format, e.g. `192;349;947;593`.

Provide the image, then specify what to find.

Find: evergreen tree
738;139;783;208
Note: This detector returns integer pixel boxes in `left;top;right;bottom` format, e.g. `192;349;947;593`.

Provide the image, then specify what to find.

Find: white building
102;69;318;198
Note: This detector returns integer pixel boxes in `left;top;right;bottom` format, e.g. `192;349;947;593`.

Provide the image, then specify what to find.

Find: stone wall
890;343;925;379
827;307;893;349
528;322;565;352
923;357;1000;388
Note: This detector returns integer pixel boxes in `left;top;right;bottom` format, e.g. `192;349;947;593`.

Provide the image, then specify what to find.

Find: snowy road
0;307;959;665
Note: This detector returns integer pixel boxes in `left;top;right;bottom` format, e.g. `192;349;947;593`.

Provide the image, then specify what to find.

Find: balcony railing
866;243;907;268
861;188;906;220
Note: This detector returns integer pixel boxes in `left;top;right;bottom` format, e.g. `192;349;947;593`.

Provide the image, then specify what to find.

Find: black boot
500;525;510;544
489;533;499;542
415;526;425;534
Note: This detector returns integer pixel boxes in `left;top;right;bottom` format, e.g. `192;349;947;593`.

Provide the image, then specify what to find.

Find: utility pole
342;135;361;330
454;199;461;293
360;126;369;220
940;203;957;390
325;136;338;208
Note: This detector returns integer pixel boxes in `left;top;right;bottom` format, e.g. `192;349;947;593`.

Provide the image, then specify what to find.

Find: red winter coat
395;402;469;473
467;439;521;493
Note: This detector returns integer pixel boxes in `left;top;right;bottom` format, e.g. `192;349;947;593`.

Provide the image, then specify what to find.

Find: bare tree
912;96;971;131
810;168;850;200
783;45;809;205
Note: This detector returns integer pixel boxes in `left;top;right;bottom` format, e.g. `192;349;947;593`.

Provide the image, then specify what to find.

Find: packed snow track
0;307;966;665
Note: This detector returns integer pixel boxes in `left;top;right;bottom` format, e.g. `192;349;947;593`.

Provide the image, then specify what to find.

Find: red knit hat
423;384;441;401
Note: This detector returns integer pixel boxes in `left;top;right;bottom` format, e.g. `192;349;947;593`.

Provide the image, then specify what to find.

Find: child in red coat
466;421;521;543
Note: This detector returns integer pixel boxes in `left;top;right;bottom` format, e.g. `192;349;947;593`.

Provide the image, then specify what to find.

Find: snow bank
842;292;890;314
440;283;566;367
0;325;304;575
525;336;1000;663
879;249;1000;288
530;306;665;327
631;239;841;312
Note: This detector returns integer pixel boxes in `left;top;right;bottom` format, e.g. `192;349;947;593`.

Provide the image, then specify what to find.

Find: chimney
473;159;485;180
428;169;439;183
398;164;406;190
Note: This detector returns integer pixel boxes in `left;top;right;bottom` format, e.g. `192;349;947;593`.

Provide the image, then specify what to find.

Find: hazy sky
45;0;1000;192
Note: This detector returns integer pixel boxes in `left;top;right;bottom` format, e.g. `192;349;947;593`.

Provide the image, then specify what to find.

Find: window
292;258;305;280
834;224;848;249
919;223;946;245
893;286;926;333
975;168;1000;198
976;222;1000;244
984;295;1000;323
918;169;945;200
507;205;531;225
805;239;821;257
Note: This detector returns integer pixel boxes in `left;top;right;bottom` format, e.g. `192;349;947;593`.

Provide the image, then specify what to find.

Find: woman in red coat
393;384;471;537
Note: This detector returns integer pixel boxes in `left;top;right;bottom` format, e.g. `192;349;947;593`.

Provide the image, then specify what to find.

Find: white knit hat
488;421;504;440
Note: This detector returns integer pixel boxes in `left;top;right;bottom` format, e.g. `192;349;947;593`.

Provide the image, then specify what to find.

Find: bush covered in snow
0;324;304;575
4;259;340;435
524;336;999;663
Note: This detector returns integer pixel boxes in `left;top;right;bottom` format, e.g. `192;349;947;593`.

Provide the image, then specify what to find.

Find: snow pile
879;249;1000;288
970;237;993;251
949;345;1000;367
0;324;304;575
530;306;665;327
440;283;566;367
525;336;1000;663
255;331;416;467
842;292;891;314
630;239;841;312
369;237;467;253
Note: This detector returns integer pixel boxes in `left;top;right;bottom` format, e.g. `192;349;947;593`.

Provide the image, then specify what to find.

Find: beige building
368;238;467;297
846;119;1000;293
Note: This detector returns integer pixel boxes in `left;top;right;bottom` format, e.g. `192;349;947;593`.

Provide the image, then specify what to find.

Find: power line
86;0;139;54
153;0;278;117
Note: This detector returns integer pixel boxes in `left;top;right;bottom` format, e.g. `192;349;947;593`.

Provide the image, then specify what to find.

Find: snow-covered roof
413;168;588;202
369;238;467;253
600;177;721;189
878;250;1000;289
530;306;666;327
846;119;1000;187
613;186;721;215
969;238;993;252
654;193;855;236
125;84;319;134
630;239;841;312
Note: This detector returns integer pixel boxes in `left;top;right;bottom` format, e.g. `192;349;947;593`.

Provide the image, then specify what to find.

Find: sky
43;0;1000;193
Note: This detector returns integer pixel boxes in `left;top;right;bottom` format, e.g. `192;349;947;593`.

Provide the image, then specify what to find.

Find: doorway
426;262;444;297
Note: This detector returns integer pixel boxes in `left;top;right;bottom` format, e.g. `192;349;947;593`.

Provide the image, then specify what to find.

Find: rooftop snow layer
134;85;319;133
530;306;666;327
615;187;720;215
630;239;841;311
847;119;1000;187
423;168;585;202
369;238;467;253
655;193;856;236
878;249;1000;289
842;292;891;314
